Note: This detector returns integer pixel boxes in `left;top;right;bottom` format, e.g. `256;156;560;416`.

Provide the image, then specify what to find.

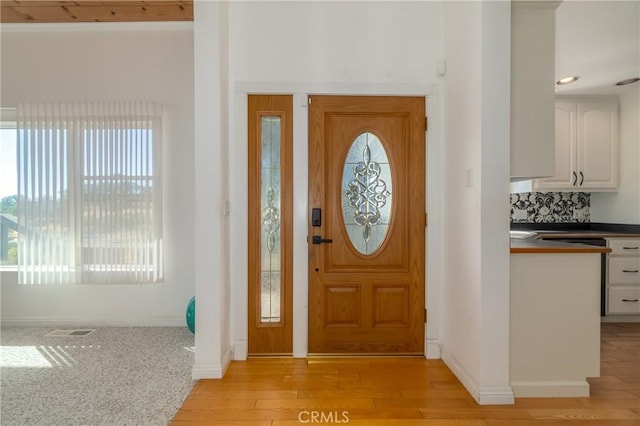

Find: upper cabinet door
535;102;577;190
577;102;619;190
535;97;619;192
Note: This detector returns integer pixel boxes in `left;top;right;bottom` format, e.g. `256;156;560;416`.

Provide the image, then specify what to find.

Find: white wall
442;1;513;404
223;1;446;364
192;1;232;379
442;1;483;388
591;88;640;224
0;23;195;326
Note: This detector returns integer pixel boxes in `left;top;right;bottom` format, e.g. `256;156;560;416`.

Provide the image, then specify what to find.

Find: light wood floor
172;323;639;425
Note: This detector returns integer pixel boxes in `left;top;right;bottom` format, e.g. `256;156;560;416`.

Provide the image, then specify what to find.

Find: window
16;102;163;284
0;112;18;267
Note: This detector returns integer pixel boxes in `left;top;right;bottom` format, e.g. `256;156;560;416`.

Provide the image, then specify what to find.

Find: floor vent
45;329;95;337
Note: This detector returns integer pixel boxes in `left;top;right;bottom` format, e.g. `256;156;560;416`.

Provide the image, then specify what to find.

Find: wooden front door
308;96;426;354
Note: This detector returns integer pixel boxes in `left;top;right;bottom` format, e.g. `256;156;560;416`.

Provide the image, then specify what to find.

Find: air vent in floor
45;329;95;337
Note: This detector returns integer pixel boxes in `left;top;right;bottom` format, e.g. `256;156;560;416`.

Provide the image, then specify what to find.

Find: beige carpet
1;327;194;426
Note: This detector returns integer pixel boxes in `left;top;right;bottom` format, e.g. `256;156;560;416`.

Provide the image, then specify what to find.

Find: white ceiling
555;0;640;96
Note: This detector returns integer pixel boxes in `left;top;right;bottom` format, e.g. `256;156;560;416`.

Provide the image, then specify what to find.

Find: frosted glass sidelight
260;117;282;323
342;132;392;255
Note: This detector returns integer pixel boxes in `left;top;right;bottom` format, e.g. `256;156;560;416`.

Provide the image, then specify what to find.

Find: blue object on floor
186;296;195;334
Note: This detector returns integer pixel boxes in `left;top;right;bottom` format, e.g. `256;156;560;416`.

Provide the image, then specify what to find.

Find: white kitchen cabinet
510;1;560;180
606;238;640;316
535;97;619;191
511;252;601;397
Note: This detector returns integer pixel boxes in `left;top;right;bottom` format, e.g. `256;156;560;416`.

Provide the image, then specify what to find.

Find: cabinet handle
579;171;584;186
622;299;639;303
622;270;639;273
572;171;577;186
622;246;639;250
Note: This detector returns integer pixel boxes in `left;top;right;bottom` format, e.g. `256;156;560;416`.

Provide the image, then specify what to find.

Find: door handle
622;270;639;273
312;236;333;245
579;171;584;186
572;171;577;186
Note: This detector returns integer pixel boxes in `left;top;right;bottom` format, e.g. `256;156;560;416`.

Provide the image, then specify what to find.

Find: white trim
191;347;232;380
0;317;185;327
292;93;309;358
0;107;17;123
442;347;515;405
426;338;442;359
0;22;193;33
510;381;590;398
233;340;248;361
235;82;439;97
601;315;640;323
230;82;444;360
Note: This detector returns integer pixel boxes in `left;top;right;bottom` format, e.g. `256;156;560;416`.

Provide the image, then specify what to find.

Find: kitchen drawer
608;239;640;256
608;287;640;314
609;257;640;284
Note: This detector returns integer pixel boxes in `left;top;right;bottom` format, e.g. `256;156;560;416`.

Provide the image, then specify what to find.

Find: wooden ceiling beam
0;1;193;23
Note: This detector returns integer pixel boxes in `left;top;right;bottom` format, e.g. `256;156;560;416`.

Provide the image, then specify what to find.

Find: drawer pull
622;299;639;303
622;246;639;250
622;269;639;273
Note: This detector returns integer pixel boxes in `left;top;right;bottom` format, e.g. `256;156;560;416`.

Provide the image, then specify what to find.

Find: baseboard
233;340;248;361
0;317;185;327
601;315;640;323
221;346;232;373
510;380;590;397
191;347;233;380
426;337;442;359
191;363;224;379
442;348;514;405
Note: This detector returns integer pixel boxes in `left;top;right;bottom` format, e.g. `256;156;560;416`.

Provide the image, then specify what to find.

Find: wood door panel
309;95;425;354
324;286;361;328
372;285;410;328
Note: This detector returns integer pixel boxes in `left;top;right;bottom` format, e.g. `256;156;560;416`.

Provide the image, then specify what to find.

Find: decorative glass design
342;132;392;255
260;117;282;323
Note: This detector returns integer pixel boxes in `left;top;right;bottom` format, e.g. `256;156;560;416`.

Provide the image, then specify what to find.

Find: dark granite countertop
511;222;640;236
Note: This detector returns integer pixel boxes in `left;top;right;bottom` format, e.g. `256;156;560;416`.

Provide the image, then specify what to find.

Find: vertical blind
17;102;163;285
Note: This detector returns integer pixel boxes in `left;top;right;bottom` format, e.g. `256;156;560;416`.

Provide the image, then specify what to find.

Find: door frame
229;82;444;360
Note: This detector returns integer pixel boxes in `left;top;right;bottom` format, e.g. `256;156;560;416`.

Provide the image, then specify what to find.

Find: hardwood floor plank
513;398;588;409
400;389;474;399
420;407;534;420
298;389;402;399
580;397;640;409
179;398;257;410
187;390;298;400
272;420;488;426
485;421;640;426
172;408;302;422
527;408;639;420
374;397;475;409
255;398;375;409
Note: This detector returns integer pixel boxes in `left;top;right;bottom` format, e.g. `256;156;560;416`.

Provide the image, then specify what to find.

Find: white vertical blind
17;102;163;285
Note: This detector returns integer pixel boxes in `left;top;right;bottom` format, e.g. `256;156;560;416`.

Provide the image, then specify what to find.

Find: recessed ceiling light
615;77;640;86
557;76;580;85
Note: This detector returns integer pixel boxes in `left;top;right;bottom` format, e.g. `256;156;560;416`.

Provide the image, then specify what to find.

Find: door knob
312;236;333;245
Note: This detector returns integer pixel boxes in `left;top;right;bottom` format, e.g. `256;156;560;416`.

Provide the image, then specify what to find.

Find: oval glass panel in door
342;132;392;255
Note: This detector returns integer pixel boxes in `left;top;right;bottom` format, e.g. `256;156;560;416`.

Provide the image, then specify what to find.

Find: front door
308;96;426;354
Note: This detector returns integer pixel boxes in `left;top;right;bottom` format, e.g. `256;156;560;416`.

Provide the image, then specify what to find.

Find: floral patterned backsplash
510;192;590;223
